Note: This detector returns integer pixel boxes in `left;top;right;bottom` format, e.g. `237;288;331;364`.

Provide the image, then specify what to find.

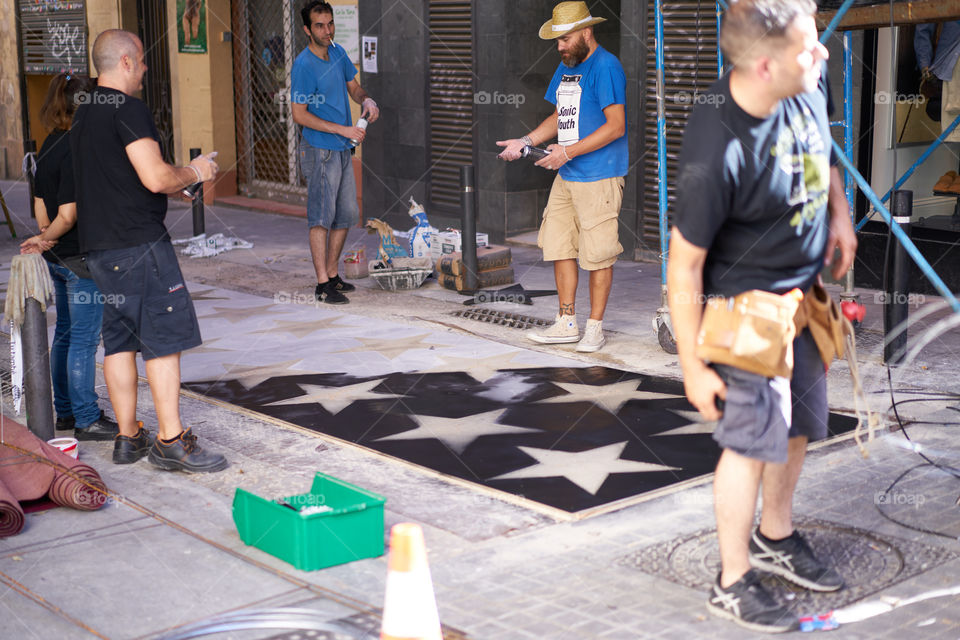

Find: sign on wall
19;1;88;75
333;5;359;64
178;0;208;54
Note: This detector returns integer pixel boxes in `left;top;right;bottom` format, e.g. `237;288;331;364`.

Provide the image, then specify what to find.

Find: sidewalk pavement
1;178;959;639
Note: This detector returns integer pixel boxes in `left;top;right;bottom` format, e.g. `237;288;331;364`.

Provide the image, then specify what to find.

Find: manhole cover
261;612;379;639
621;518;957;611
453;308;551;330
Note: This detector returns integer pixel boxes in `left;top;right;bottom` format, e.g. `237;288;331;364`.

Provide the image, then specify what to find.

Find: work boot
527;314;578;344
576;319;606;352
113;423;152;464
148;428;228;473
75;411;120;441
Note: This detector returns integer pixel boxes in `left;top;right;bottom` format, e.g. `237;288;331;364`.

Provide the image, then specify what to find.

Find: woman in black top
20;73;118;440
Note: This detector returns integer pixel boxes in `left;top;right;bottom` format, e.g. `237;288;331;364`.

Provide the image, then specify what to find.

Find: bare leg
758;436;808;540
191;14;200;40
144;353;186;441
587;266;613;321
715;448;765;588
325;227;349;278
103;351;139;437
309;226;330;283
554;259;578;316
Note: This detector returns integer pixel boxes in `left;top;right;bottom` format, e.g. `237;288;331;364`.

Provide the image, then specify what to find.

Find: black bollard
189;148;205;236
883;190;912;365
25;140;37;221
22;297;54;441
459;165;478;293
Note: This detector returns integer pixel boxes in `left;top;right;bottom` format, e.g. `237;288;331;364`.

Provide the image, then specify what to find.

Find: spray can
349;117;368;147
521;145;550;160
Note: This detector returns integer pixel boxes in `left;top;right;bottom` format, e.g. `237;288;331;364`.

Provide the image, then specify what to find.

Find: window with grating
640;2;719;251
428;1;474;214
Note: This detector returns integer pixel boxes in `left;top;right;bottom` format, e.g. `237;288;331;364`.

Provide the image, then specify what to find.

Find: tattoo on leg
560;303;575;316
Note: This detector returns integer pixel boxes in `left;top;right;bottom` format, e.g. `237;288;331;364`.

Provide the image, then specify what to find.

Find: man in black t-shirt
71;29;226;473
667;0;857;633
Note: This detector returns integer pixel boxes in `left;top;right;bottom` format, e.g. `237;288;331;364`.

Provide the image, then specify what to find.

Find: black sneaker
113;423;153;464
56;415;75;430
314;282;325;302
147;428;228;473
329;274;355;292
75;411;120;441
749;529;844;592
706;569;798;633
322;281;349;304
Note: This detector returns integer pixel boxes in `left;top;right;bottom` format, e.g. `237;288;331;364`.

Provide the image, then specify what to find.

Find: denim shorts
711;329;828;463
86;240;202;360
299;143;359;230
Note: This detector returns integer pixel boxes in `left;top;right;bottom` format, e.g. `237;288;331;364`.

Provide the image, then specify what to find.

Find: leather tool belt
696;284;849;379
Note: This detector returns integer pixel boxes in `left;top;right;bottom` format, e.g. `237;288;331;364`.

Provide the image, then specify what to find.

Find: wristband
362;98;377;109
561;145;571;162
187;164;202;185
520;135;533;147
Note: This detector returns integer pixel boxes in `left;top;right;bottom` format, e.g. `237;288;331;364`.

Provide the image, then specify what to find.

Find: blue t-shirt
291;43;357;150
674;73;836;297
545;45;628;182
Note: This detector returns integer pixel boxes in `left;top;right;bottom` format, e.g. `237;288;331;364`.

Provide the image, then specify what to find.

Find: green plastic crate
232;472;386;571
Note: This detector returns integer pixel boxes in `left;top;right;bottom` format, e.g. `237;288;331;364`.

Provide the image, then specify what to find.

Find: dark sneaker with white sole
749;529;844;592
706;569;798;633
75;411;120;441
147;428;228;473
113;423;152;464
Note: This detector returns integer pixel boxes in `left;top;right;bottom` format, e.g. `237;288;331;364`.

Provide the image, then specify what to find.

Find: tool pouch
695;289;802;379
799;283;847;365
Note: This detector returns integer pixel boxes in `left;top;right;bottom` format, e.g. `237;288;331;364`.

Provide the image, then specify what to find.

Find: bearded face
559;30;590;67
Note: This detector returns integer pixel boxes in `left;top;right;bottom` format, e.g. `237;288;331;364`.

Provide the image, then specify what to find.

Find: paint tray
232;472;386;571
368;257;433;290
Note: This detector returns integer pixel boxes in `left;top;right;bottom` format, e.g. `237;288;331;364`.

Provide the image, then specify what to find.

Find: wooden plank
818;0;960;31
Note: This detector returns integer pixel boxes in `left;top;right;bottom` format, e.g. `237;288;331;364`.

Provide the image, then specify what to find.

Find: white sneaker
576;319;605;352
527;314;579;344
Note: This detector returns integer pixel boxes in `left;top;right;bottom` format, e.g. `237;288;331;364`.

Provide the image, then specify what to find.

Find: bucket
47;437;79;459
342;247;368;279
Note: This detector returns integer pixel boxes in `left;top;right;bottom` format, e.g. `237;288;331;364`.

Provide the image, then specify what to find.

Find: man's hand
495;138;526;161
344;125;366;144
825;166;857;280
361;98;379;123
189;153;219;182
534;144;570;171
682;360;727;421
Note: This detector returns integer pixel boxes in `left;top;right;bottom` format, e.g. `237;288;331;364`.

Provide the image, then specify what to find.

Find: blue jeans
48;261;103;428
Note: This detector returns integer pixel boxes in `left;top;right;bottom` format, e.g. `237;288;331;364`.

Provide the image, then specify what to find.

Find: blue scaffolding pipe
854;113;960;232
656;0;668;287
819;0;858;45
716;1;724;76
833;139;960;313
843;31;855;210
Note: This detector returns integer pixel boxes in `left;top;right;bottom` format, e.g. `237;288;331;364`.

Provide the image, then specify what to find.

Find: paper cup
47;437;79;459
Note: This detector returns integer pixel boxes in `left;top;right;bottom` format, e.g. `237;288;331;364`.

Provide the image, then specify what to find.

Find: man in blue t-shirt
497;1;628;353
667;0;857;633
291;1;379;304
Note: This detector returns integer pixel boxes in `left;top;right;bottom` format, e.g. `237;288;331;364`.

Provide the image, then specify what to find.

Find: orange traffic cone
380;523;442;640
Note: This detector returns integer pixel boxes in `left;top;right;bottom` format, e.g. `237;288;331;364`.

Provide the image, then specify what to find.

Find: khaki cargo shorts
537;175;624;270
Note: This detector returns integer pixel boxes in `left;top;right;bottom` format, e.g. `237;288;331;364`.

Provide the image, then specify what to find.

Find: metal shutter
428;1;474;214
640;1;720;250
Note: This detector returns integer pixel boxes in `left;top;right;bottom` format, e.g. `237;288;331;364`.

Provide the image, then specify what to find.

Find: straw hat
539;1;607;40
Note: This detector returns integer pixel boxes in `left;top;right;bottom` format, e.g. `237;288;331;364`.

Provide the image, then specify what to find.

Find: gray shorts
711;329;828;463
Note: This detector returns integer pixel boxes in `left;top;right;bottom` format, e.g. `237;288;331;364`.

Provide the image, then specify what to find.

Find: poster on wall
178;0;208;54
362;36;378;74
333;5;360;64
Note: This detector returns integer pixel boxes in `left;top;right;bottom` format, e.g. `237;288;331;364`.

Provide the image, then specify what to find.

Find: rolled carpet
0;480;25;537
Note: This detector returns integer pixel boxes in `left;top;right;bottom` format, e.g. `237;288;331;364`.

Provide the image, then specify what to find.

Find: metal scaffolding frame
652;0;960;352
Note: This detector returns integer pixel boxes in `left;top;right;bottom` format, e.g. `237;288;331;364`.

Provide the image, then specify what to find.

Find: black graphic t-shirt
34;129;81;261
674;73;836;297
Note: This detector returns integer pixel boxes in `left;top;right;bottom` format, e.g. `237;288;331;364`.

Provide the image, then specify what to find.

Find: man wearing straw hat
667;0;857;632
497;1;627;353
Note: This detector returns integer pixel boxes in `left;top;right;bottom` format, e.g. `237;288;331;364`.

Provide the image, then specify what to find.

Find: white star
536;379;679;414
654;409;717;436
220;359;313;390
375;409;540;454
490;442;679;494
266;379;405;414
420;352;534;383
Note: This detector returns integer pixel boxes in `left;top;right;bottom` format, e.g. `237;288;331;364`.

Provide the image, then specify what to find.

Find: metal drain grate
452;308;552;330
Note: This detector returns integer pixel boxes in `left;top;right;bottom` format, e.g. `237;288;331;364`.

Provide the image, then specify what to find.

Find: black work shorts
711;329;828;463
87;241;202;360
